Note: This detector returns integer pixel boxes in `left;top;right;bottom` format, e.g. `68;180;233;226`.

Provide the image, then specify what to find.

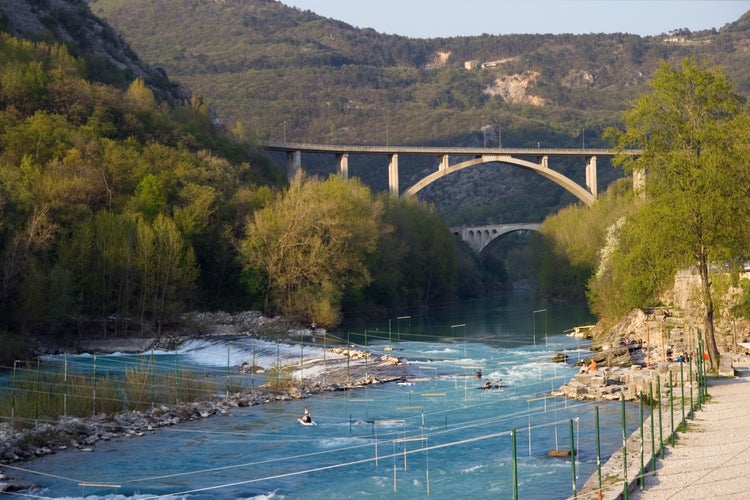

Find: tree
608;58;750;370
367;195;457;308
240;173;382;327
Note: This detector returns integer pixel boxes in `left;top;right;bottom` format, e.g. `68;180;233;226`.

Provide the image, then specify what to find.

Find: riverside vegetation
0;29;483;365
1;0;750;472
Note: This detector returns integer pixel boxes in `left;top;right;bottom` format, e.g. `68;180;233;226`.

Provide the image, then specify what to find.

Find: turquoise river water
3;291;641;499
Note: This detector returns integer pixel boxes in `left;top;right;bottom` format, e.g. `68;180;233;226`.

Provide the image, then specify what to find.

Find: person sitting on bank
588;359;597;372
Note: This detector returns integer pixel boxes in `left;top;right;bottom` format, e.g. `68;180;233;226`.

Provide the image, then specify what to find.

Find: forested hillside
2;0;749;358
0;2;481;357
83;0;750;223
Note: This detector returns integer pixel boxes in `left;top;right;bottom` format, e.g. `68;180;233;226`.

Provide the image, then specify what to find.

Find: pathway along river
6;291;640;499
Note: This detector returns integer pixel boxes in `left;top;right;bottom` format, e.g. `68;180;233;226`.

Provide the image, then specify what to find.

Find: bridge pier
286;150;301;179
439;154;449;172
336;152;349;179
388;154;399;196
586;156;597;197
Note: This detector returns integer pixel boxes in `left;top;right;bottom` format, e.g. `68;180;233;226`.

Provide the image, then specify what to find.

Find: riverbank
632;360;750;499
569;358;747;500
0;324;409;493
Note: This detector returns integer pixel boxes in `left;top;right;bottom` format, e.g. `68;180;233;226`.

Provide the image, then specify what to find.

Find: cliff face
592;271;750;356
0;0;188;104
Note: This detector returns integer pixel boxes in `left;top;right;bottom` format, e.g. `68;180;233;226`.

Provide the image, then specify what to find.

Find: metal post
35;358;40;425
92;354;97;416
680;361;685;429
11;360;17;429
698;328;708;401
689;356;694;419
621;393;628;500
570;419;577;498
595;406;602;495
150;349;155;408
533;309;547;347
697;330;706;405
639;393;644;490
512;429;518;500
650;383;656;472
669;371;675;446
696;337;703;408
174;349;179;404
63;354;68;418
657;375;664;458
226;341;231;402
252;341;256;390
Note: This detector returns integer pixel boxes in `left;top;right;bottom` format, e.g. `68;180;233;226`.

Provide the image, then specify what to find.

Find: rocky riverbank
0;345;408;462
0;312;410;492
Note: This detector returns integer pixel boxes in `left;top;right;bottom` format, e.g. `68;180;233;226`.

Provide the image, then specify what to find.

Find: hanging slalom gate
0;326;711;498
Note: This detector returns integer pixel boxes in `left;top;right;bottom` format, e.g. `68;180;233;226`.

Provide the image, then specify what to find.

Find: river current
5;291;641;499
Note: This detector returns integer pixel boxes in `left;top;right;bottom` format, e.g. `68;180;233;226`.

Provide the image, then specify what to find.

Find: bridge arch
405;155;597;206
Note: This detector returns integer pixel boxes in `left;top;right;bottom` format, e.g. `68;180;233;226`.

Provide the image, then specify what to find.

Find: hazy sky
281;0;749;38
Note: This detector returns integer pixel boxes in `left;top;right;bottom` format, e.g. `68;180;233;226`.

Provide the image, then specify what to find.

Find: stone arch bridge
452;223;541;254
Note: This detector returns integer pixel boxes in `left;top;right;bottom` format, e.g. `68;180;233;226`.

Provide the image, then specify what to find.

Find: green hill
0;1;482;345
82;0;750;222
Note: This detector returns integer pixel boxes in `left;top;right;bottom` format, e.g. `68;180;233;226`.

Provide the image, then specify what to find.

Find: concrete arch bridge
264;142;640;207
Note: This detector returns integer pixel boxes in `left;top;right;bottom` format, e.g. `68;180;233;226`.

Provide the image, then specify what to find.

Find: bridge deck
264;142;639;157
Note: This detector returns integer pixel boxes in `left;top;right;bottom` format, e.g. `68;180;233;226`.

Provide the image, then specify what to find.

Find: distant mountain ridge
80;0;750;142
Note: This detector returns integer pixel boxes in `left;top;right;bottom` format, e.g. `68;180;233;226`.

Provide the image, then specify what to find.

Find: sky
281;0;750;38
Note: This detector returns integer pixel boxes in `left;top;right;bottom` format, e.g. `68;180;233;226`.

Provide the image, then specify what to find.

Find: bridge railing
264;141;640;157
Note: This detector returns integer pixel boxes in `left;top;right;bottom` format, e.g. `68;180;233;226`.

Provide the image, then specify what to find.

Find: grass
0;359;219;429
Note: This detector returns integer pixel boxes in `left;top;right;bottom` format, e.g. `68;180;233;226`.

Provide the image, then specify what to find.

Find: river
4;290;641;499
